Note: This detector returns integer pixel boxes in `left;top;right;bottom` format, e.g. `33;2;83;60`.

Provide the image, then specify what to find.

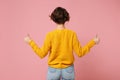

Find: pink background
0;0;120;80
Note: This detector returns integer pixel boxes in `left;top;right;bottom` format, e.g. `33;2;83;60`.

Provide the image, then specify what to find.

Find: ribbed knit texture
29;28;95;68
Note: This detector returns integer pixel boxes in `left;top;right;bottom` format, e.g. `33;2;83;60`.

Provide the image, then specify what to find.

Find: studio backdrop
0;0;120;80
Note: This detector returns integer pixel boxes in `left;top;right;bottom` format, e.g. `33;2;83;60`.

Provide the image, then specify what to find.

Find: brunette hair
50;7;70;24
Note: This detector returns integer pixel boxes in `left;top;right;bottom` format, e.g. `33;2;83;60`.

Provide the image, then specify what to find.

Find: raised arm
72;32;99;57
24;33;51;58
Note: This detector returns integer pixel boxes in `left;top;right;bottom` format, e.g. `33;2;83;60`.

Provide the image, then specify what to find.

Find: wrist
28;39;32;43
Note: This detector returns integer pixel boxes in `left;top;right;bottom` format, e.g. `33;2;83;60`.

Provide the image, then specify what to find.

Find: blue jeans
47;65;75;80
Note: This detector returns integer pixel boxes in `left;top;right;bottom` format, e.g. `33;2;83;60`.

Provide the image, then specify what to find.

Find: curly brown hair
50;7;70;24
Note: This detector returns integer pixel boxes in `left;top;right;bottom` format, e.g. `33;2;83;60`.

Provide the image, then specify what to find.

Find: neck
57;24;65;30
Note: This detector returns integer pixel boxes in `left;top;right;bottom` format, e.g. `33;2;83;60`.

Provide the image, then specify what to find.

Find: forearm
81;39;96;56
29;40;44;58
74;39;96;57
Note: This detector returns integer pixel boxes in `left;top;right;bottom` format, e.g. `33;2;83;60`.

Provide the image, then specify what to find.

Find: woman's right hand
24;34;32;43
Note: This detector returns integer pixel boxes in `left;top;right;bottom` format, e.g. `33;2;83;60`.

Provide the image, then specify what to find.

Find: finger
27;34;30;37
27;34;29;36
96;34;98;38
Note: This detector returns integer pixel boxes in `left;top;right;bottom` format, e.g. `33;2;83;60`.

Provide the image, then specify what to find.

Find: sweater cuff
88;39;96;48
28;40;34;47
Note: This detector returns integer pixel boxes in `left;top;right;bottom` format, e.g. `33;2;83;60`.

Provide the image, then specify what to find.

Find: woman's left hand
94;34;100;45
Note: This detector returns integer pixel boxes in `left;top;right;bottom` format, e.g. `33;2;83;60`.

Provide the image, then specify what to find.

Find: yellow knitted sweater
29;28;96;68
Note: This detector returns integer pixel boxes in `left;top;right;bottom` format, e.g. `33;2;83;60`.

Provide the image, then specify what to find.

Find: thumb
27;34;30;37
96;34;98;38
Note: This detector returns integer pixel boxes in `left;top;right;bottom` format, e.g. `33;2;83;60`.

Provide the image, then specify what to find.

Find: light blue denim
47;65;75;80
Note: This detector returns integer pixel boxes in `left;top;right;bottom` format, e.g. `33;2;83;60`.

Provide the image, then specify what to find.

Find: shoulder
45;29;56;37
65;29;77;35
47;29;56;35
46;28;77;35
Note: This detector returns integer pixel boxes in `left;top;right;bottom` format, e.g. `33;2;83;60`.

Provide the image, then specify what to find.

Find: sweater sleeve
29;33;51;58
72;32;96;57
